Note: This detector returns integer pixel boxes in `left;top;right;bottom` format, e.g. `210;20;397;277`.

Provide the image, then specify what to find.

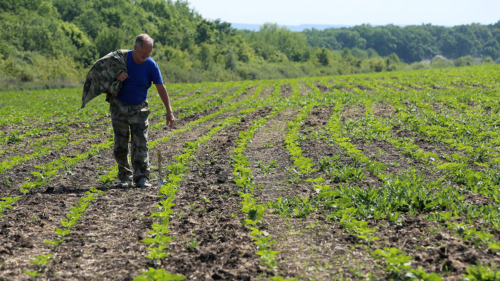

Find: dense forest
0;0;498;89
303;23;500;63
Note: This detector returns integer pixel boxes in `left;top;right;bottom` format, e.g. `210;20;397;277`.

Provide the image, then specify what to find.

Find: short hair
135;34;154;48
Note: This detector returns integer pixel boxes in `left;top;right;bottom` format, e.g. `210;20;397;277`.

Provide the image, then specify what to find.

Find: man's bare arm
155;83;175;129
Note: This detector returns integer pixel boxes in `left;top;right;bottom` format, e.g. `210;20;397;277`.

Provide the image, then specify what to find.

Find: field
1;64;500;281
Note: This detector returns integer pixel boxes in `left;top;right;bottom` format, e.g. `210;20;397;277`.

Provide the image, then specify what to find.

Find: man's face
134;43;153;64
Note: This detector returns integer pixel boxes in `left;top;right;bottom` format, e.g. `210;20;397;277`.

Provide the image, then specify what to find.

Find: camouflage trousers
110;98;150;182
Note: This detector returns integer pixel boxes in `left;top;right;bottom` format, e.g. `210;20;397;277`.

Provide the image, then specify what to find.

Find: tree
198;43;214;70
316;48;330;66
454;55;474;67
95;27;124;57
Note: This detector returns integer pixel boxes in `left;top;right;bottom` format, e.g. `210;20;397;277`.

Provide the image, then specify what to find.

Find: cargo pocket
139;101;150;119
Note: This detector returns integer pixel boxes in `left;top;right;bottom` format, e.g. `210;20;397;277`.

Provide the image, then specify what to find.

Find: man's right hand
116;72;129;81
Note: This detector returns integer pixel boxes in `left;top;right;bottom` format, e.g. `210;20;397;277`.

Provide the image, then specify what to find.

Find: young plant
372;247;412;277
29;254;52;272
133;268;185;281
23;270;40;281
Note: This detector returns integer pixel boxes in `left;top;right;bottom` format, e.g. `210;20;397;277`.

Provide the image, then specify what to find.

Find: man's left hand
166;111;175;129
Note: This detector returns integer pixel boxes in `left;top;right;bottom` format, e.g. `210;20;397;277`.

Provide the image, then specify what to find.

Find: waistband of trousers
113;98;148;108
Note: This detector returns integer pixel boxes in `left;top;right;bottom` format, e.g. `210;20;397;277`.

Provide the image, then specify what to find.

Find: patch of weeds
256;159;279;175
187;239;199;250
264;142;274;147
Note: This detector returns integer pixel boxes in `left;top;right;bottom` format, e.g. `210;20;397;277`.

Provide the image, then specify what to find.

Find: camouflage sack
81;49;128;109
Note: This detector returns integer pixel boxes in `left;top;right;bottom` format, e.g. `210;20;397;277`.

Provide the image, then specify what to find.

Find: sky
187;0;500;27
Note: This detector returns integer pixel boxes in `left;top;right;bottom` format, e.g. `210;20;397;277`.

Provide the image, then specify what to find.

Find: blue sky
187;0;500;27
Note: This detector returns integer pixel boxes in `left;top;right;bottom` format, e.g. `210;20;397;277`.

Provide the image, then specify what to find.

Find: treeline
303;23;500;63
0;0;498;89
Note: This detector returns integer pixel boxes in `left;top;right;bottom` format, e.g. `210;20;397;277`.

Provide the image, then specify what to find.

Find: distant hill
232;23;354;31
231;23;419;32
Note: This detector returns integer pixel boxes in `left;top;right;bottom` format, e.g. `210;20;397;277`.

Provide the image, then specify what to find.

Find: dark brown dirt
400;83;424;91
329;80;354;93
314;82;332;93
461;83;491;89
340;104;365;120
432;85;449;90
278;84;293;98
352;83;373;92
378;82;406;92
372;103;394;118
298;82;313;96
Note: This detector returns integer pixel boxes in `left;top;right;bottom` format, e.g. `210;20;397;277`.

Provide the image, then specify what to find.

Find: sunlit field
1;64;500;280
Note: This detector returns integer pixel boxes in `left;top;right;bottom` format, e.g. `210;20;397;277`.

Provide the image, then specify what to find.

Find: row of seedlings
23;187;104;279
230;103;299;281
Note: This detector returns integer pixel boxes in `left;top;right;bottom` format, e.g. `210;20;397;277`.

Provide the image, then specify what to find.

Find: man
112;34;175;188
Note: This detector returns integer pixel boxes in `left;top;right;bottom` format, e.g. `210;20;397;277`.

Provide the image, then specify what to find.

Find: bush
482;56;495;65
407;62;430;70
431;55;454;68
454;55;474;67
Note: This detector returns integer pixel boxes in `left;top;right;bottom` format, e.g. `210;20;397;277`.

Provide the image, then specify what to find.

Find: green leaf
23;270;40;277
133;268;185;281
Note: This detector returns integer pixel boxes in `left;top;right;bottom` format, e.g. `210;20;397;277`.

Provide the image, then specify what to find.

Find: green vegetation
1;0;498;89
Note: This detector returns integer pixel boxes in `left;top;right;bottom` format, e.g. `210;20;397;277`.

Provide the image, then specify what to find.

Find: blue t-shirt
117;50;163;105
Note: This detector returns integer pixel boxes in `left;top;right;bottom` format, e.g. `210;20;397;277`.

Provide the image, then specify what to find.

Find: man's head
133;34;154;64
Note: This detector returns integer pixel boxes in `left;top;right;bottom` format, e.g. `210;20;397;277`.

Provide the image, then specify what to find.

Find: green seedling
366;161;387;175
463;263;500;281
0;196;20;216
328;166;366;183
488;241;500;251
141;235;175;246
291;156;318;175
284;167;301;183
29;254;52;272
256;249;281;269
268;197;296;216
318;155;342;172
404;266;442;281
293;196;317;218
55;228;70;237
61;218;78;228
253;236;277;251
44;239;63;250
23;270;40;280
146;246;169;267
427;211;452;222
257;159;278;175
372;247;412;276
133;267;185;281
270;277;298;281
187;239;199;250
